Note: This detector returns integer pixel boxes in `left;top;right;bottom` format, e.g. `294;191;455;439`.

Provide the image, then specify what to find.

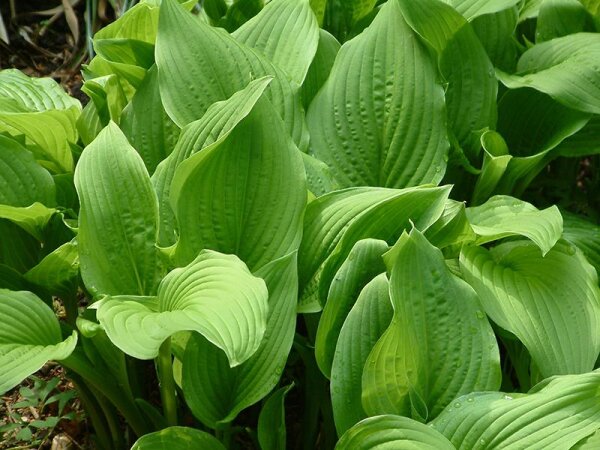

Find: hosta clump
1;0;600;448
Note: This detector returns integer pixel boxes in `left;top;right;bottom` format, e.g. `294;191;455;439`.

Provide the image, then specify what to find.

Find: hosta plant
1;0;600;448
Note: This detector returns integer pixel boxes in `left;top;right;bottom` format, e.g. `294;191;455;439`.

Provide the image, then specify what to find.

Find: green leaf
432;371;600;449
460;240;600;377
398;0;497;161
232;0;320;85
424;200;475;250
336;415;455;450
131;426;225;450
97;250;268;365
471;7;519;72
258;384;293;450
0;203;56;241
156;0;307;150
472;130;512;204
95;2;159;43
442;0;521;20
306;0;449;188
24;239;79;298
573;428;600;449
0;134;56;207
170;96;306;271
152;76;272;247
0;221;41;273
562;211;600;275
301;29;340;109
0;290;77;394
331;274;393;435
181;253;297;427
362;229;501;420
555;116;600;157
302;152;340;197
75;122;163;297
298;185;450;313
0;70;80;173
536;0;595;42
315;239;388;378
120;65;180;175
497;33;600;114
465;195;563;255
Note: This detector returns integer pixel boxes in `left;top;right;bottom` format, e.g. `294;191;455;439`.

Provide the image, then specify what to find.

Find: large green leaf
0;203;56;241
536;0;595;42
441;0;521;20
131;426;225;450
465;195;563;255
336;415;455;450
152;77;272;247
471;7;519;71
170;96;306;271
306;0;448;188
424;200;475;250
555;116;600;157
232;0;320;85
24;240;79;298
0;70;80;173
562;211;600;275
156;0;307;150
398;0;497;161
498;33;600;114
330;274;393;435
97;250;268;365
0;134;56;207
181;253;297;427
316;239;388;378
460;240;600;377
75;122;163;297
298;185;450;312
120;65;180;175
0;290;77;394
362;230;501;421
432;371;600;449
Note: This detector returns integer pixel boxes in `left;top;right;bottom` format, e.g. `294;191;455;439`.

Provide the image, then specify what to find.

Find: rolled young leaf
362;229;501;421
0;290;77;394
330;274;393;435
460;240;600;377
97;250;268;366
306;0;449;188
75;122;163;297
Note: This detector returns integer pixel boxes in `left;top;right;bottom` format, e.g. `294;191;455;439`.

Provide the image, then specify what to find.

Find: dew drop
476;310;485;319
503;395;513;400
480;439;486;446
566;245;576;255
453;401;461;408
467;397;474;403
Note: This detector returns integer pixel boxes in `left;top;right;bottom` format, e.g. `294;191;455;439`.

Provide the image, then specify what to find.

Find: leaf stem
157;339;178;427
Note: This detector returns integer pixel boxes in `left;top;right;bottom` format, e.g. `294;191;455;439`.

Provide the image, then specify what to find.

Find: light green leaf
156;0;307;150
441;0;521;20
562;211;600;275
433;371;600;449
0;134;56;207
170;96;306;271
310;0;327;25
466;195;563;255
95;2;159;43
152;76;272;247
302;152;340;198
573;428;600;449
472;131;512;204
120;65;180;175
398;0;497;160
24;240;79;298
0;203;56;241
298;185;450;313
316;239;388;378
75;122;163;297
536;0;595;42
331;274;393;435
520;0;544;19
98;250;268;365
301;29;340;109
131;426;225;450
82;74;128;125
181;253;297;427
336;415;455;450
233;0;319;85
258;384;293;450
497;33;600;114
306;0;449;188
460;240;600;377
0;290;77;394
362;229;501;420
